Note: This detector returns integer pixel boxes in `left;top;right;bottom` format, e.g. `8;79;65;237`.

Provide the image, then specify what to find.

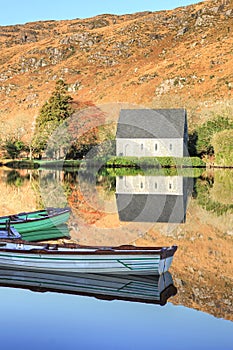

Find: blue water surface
0;287;232;350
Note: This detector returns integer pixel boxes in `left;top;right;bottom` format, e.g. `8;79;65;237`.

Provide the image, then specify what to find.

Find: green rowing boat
21;223;71;242
0;207;71;236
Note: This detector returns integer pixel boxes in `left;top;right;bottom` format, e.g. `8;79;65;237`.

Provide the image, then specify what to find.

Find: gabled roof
116;108;187;139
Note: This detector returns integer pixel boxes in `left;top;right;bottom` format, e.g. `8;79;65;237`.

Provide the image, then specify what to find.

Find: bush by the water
212;129;233;167
106;156;205;168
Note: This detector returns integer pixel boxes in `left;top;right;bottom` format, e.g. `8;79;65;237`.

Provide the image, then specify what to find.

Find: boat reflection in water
0;268;177;306
116;175;192;223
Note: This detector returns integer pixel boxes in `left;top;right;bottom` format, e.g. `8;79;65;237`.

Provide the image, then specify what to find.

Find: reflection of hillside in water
0;169;39;215
62;170;153;246
0;168;232;321
171;269;233;322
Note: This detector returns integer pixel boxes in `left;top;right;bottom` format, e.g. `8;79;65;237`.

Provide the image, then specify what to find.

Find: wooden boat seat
29;245;58;253
43;244;59;250
9;215;20;221
9;215;25;222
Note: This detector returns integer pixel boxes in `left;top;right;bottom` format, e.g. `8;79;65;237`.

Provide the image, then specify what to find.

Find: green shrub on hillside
212;129;233;166
196;116;233;156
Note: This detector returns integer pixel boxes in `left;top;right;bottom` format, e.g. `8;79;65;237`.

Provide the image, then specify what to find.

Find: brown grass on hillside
0;0;233;137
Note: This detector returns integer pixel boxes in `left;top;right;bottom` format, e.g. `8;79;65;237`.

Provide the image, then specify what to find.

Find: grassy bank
105;156;205;168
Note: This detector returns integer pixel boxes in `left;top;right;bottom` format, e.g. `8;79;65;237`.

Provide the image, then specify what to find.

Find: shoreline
0;157;232;170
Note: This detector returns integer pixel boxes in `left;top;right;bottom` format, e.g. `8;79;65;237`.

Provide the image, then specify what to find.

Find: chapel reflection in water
116;175;193;223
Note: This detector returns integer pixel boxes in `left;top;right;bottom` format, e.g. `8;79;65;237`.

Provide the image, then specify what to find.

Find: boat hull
20;224;70;242
0;242;177;275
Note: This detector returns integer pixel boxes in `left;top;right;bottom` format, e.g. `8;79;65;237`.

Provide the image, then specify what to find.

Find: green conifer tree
32;80;74;155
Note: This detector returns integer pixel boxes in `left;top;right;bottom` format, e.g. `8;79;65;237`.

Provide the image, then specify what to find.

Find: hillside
0;0;233;136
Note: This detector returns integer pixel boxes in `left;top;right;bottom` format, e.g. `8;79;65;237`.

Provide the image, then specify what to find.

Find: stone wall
116;138;184;157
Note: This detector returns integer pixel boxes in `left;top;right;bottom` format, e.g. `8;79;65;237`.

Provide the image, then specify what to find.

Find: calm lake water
0;166;232;350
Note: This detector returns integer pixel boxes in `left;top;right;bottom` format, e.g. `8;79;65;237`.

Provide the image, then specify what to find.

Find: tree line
0;79;232;166
0;79;114;160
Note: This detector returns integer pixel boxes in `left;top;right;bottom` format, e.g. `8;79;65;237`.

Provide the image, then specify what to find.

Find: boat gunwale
0;207;71;225
0;241;177;258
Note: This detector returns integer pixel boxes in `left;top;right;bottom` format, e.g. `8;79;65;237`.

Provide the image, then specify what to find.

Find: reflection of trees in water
7;167;232;217
6;170;31;187
64;169;95;185
1;169;42;211
5;169;70;208
64;169;115;208
64;169;116;195
96;175;116;198
195;171;233;215
210;170;233;205
39;170;70;208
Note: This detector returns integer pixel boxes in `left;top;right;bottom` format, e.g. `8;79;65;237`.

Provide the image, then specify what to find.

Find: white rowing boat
0;240;177;275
